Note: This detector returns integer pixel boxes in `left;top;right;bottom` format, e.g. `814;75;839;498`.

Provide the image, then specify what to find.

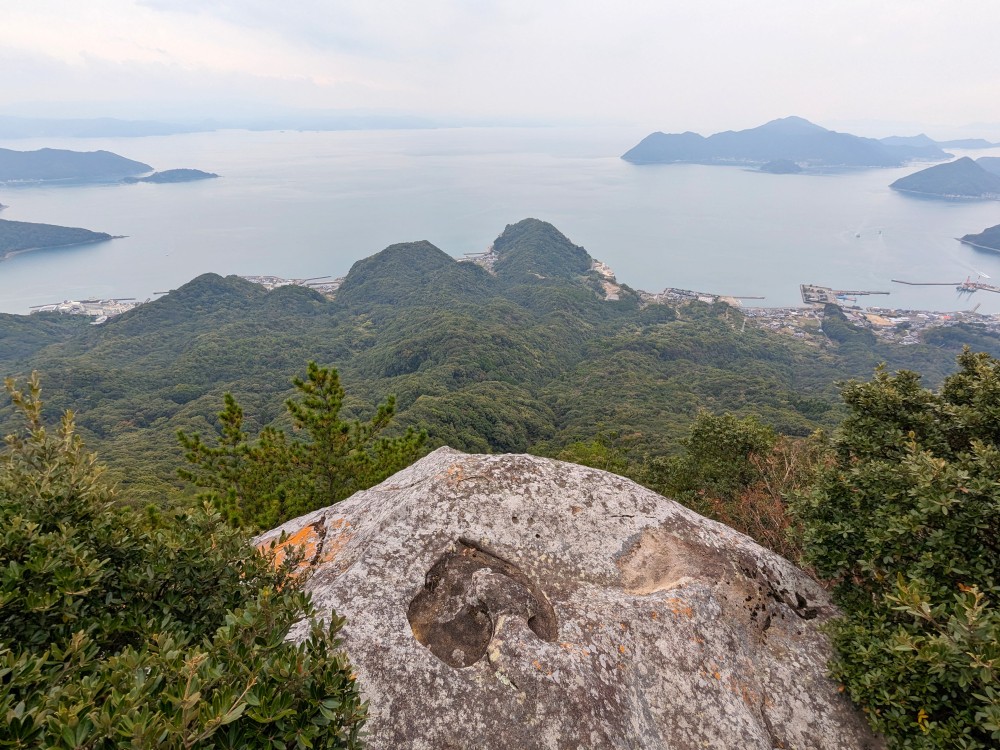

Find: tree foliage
178;361;427;529
641;411;820;560
0;374;366;748
792;350;1000;749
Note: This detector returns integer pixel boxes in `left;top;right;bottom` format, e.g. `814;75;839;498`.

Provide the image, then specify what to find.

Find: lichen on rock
256;447;883;750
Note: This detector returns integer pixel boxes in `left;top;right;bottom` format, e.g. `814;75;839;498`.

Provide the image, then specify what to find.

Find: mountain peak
759;116;826;133
492;219;593;282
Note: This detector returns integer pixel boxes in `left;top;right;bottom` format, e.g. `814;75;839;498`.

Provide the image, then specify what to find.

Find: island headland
890;157;1000;200
122;168;219;184
960;224;1000;253
621;116;952;167
0;217;117;260
0;147;152;183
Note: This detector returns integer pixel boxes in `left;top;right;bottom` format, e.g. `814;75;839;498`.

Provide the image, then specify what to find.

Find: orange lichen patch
559;642;591;657
260;523;321;569
570;505;582;515
724;677;761;706
650;611;659;620
319;529;354;565
446;464;464;485
618;644;628;656
665;597;694;618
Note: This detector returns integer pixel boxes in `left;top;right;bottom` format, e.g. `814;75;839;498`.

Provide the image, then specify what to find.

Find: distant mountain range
881;134;1000;150
978;157;1000;176
621;117;952;168
0;116;209;139
0;148;151;183
960;224;1000;253
890;157;1000;200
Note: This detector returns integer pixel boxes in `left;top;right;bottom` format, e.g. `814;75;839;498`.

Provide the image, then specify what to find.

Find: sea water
1;126;999;315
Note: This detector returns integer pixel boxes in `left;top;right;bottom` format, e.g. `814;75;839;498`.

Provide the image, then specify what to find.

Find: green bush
792;351;1000;748
0;374;367;748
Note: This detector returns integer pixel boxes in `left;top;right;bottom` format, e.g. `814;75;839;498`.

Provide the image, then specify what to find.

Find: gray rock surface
257;447;882;750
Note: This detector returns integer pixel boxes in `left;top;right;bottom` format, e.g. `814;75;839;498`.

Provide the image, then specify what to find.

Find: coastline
0;234;123;262
959;238;1000;254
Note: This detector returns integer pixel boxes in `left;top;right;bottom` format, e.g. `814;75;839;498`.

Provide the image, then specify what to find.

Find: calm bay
2;126;1000;315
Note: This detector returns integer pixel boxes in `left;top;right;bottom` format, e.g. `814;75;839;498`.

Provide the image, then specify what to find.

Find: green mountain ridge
3;218;999;501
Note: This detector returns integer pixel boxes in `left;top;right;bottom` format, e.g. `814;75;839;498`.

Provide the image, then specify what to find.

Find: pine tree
178;361;427;529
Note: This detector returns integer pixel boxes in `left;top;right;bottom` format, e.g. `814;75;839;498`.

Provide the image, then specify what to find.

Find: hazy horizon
3;1;1000;141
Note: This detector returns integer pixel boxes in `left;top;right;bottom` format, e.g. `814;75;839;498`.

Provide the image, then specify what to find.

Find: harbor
25;264;1000;347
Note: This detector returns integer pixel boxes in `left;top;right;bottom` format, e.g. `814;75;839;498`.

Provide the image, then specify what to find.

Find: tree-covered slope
890;157;1000;199
3;218;1000;501
0;147;151;182
0;217;114;257
960;223;1000;252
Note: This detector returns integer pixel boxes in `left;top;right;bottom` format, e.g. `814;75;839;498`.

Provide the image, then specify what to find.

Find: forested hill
0;217;115;257
3;217;1000;500
0;147;151;182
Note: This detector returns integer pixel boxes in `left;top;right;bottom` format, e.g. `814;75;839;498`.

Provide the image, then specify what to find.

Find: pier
800;284;890;305
893;278;1000;295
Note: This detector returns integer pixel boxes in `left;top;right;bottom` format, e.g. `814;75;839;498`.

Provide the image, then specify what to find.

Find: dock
800;284;890;305
893;278;1000;295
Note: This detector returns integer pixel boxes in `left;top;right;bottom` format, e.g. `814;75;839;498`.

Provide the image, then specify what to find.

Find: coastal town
24;261;1000;345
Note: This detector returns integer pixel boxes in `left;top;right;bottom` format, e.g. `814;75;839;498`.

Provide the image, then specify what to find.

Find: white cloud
3;0;1000;133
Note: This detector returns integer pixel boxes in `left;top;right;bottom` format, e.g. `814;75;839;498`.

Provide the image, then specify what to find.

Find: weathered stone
257;447;883;750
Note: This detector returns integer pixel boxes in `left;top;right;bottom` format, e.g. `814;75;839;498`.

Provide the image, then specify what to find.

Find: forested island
0;217;115;259
621;116;951;167
960;223;1000;252
0;147;151;183
890;156;1000;199
122;168;219;184
758;159;802;174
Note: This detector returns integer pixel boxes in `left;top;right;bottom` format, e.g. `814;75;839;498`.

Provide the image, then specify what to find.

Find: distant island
960;224;1000;253
758;159;803;174
890;157;1000;200
123;169;219;184
880;133;1000;150
0;147;151;183
0;218;116;259
621;116;952;168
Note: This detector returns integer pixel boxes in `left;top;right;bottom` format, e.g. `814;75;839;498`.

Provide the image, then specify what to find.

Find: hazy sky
3;0;999;137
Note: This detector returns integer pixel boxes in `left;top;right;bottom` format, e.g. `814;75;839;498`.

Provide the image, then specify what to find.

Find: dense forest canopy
3;218;1000;502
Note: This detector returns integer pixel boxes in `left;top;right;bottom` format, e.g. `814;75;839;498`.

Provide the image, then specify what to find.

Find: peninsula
622;116;951;168
890;157;1000;200
960;224;1000;253
0;218;116;259
122;168;219;184
0;147;151;183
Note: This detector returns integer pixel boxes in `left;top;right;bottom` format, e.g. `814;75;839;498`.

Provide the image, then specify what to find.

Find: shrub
0;374;367;749
792;351;1000;748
